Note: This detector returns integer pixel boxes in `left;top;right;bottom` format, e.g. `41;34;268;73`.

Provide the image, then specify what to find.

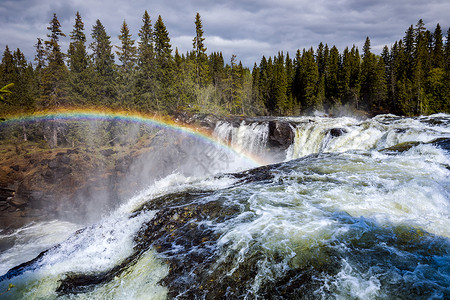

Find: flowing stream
0;114;449;299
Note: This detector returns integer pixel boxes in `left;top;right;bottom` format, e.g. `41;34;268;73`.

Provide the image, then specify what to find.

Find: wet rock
329;128;347;137
380;141;420;153
268;121;294;149
430;137;450;152
394;128;407;134
230;164;277;183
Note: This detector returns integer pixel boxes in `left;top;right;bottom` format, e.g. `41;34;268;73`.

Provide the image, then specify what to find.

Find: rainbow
0;108;268;167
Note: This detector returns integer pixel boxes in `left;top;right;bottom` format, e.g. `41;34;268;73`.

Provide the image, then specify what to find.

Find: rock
58;155;71;165
0;187;15;201
380;142;420;153
329;128;347;137
100;149;116;157
429;137;450;152
10;165;20;171
48;159;59;169
8;197;27;209
268;121;294;149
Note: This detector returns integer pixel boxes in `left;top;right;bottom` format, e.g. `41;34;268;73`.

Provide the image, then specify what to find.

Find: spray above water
0;113;449;299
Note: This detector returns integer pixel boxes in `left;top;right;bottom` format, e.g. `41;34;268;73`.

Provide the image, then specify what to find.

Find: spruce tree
0;46;16;109
273;52;288;114
413;19;429;114
116;20;137;108
153;15;174;111
68;12;88;73
40;13;68;109
208;52;225;102
285;52;294;113
135;10;156;111
193;12;209;87
116;20;137;72
229;54;243;114
90;19;116;105
251;62;264;114
301;48;321;111
326;45;340;106
360;37;377;111
431;24;444;69
67;12;90;105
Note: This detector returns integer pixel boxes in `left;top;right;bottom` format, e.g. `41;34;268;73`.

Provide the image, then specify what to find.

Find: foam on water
0;114;449;298
0;221;80;274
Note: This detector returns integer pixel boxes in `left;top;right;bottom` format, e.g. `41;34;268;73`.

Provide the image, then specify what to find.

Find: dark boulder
268;121;294;150
329;128;347;137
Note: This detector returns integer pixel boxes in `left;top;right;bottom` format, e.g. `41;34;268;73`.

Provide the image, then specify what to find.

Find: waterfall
1;114;449;299
213;120;269;155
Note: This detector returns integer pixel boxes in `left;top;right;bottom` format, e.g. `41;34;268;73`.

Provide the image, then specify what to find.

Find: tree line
0;12;448;118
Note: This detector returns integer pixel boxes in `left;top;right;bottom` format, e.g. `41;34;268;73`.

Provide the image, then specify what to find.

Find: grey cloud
0;0;449;68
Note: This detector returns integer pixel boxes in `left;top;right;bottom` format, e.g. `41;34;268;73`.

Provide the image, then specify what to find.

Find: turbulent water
0;114;449;299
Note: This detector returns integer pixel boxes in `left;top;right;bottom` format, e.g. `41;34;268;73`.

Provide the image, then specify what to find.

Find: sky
1;0;449;67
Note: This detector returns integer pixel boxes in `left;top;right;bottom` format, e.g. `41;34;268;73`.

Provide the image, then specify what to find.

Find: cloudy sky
1;0;449;67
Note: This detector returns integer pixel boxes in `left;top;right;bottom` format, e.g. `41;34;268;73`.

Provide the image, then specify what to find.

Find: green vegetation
0;13;448;118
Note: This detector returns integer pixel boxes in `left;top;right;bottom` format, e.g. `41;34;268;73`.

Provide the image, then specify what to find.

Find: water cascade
213;120;269;155
0;114;449;299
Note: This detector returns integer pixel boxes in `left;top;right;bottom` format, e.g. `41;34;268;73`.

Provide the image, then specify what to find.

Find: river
0;114;449;299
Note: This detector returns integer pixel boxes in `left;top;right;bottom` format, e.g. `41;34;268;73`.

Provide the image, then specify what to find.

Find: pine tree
116;20;137;108
360;37;377;111
90;19;116;105
259;56;275;113
413;19;430;114
193;12;209;88
251;62;264;114
34;38;46;71
273;52;288;114
285;52;294;113
68;12;88;73
301;48;321;111
67;12;90;106
153;15;174;112
326;45;340;106
116;20;137;72
425;24;448;113
12;49;36;110
40;13;68;109
431;24;444;69
135;10;156;111
0;46;16;108
45;13;66;65
229;54;243;114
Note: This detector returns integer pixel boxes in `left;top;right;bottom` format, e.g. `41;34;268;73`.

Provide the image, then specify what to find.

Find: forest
0;11;449;118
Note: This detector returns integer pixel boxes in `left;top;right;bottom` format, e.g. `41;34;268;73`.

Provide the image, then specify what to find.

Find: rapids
0;114;449;299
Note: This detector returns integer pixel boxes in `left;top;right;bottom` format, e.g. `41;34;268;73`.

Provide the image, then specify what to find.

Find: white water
0;114;449;299
213;120;269;155
213;114;450;162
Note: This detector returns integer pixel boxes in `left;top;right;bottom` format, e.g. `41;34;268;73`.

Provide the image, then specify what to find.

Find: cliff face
0;131;201;230
0;144;136;230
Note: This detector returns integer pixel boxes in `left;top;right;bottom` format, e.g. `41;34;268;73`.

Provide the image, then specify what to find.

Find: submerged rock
380;141;421;153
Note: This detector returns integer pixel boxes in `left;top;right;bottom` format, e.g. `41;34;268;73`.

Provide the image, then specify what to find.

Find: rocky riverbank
0;113;302;231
